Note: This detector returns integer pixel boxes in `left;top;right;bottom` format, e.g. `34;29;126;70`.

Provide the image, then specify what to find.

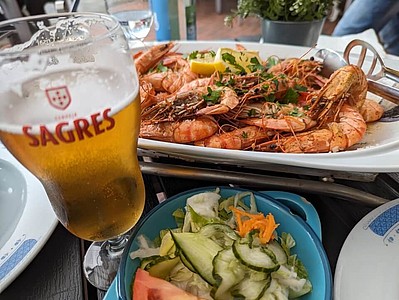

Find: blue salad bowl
104;186;332;300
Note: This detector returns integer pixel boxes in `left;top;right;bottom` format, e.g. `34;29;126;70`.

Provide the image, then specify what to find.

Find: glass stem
107;235;129;255
83;234;131;290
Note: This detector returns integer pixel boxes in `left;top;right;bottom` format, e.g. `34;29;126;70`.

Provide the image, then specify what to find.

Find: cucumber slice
212;248;245;300
233;240;280;273
159;231;176;256
139;255;159;270
171;231;223;286
199;223;239;247
144;256;180;279
231;270;271;300
180;251;196;273
266;240;288;265
288;279;312;298
260;279;289;300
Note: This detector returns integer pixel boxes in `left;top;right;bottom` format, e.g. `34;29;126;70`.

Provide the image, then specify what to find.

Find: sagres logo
45;86;72;110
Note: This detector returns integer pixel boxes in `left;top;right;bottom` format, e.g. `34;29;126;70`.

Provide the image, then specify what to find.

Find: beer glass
0;13;145;290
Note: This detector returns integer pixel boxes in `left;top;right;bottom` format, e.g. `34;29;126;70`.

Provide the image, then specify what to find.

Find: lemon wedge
214;47;262;74
189;51;217;76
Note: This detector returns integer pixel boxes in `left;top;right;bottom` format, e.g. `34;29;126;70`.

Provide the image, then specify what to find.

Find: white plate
137;41;399;173
334;198;399;300
0;144;58;293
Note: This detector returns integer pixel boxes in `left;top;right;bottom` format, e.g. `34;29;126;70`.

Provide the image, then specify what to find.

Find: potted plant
225;0;336;46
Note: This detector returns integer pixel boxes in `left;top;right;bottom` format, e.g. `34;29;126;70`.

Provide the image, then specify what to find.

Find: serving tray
137;41;399;173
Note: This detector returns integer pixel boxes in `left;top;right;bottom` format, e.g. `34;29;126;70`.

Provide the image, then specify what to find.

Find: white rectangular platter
137;41;399;173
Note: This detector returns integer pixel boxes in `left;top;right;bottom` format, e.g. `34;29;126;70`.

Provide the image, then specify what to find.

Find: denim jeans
333;0;399;56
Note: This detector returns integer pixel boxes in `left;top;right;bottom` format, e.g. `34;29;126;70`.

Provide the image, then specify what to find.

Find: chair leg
0;0;23;19
215;0;222;14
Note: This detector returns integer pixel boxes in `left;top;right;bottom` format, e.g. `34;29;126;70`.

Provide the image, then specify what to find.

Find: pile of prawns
134;42;384;153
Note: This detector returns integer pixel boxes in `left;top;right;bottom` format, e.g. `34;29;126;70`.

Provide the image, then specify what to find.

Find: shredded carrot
230;206;279;244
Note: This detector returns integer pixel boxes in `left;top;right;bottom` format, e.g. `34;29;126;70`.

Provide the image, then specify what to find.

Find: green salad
130;188;312;300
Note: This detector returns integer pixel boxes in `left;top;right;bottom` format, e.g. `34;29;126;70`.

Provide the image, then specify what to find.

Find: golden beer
0;12;147;288
0;96;144;241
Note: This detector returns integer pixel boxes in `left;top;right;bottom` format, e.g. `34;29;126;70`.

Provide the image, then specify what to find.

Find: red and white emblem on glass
45;86;71;110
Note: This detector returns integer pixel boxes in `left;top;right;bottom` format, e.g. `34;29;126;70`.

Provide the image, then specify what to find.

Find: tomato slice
132;269;201;300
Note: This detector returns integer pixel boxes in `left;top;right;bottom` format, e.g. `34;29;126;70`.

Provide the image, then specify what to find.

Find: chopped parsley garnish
260;72;275;81
188;50;199;60
247;109;258;117
262;84;270;91
289;107;304;117
247;57;265;73
203;87;221;104
242;131;249;139
156;62;168;72
272;79;279;89
222;53;237;64
264;94;276;102
188;50;216;60
221;53;246;74
283;88;300;104
215;77;236;87
294;84;307;92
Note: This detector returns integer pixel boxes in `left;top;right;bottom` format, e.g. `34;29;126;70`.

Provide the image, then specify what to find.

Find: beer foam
0;16;123;68
0;14;137;135
0;67;139;134
2;17;95;54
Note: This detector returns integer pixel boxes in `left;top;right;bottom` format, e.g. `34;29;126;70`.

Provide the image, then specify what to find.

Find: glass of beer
0;13;145;290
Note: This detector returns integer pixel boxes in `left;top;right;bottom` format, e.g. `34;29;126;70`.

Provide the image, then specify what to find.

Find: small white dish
334;198;399;300
0;144;58;293
0;158;27;250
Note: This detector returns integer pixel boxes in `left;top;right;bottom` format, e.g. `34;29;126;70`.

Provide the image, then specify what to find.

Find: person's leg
333;0;396;36
379;13;399;56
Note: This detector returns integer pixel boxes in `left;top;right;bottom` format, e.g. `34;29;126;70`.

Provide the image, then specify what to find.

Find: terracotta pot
261;18;325;47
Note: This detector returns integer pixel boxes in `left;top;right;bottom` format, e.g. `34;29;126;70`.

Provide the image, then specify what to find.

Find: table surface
1;163;399;300
1;4;399;298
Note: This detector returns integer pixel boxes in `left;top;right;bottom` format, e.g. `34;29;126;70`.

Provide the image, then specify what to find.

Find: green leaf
287;254;309;279
172;208;185;228
222;52;237;65
260;72;275;81
272;78;280;90
188;205;220;229
263;94;276;102
280;232;296;256
156;62;168;72
247;108;258;117
203;87;222;104
188;50;199;60
289;106;304;117
294;84;308;92
294;257;309;279
247;57;265;72
226;0;335;22
221;52;246;74
283;88;300;104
